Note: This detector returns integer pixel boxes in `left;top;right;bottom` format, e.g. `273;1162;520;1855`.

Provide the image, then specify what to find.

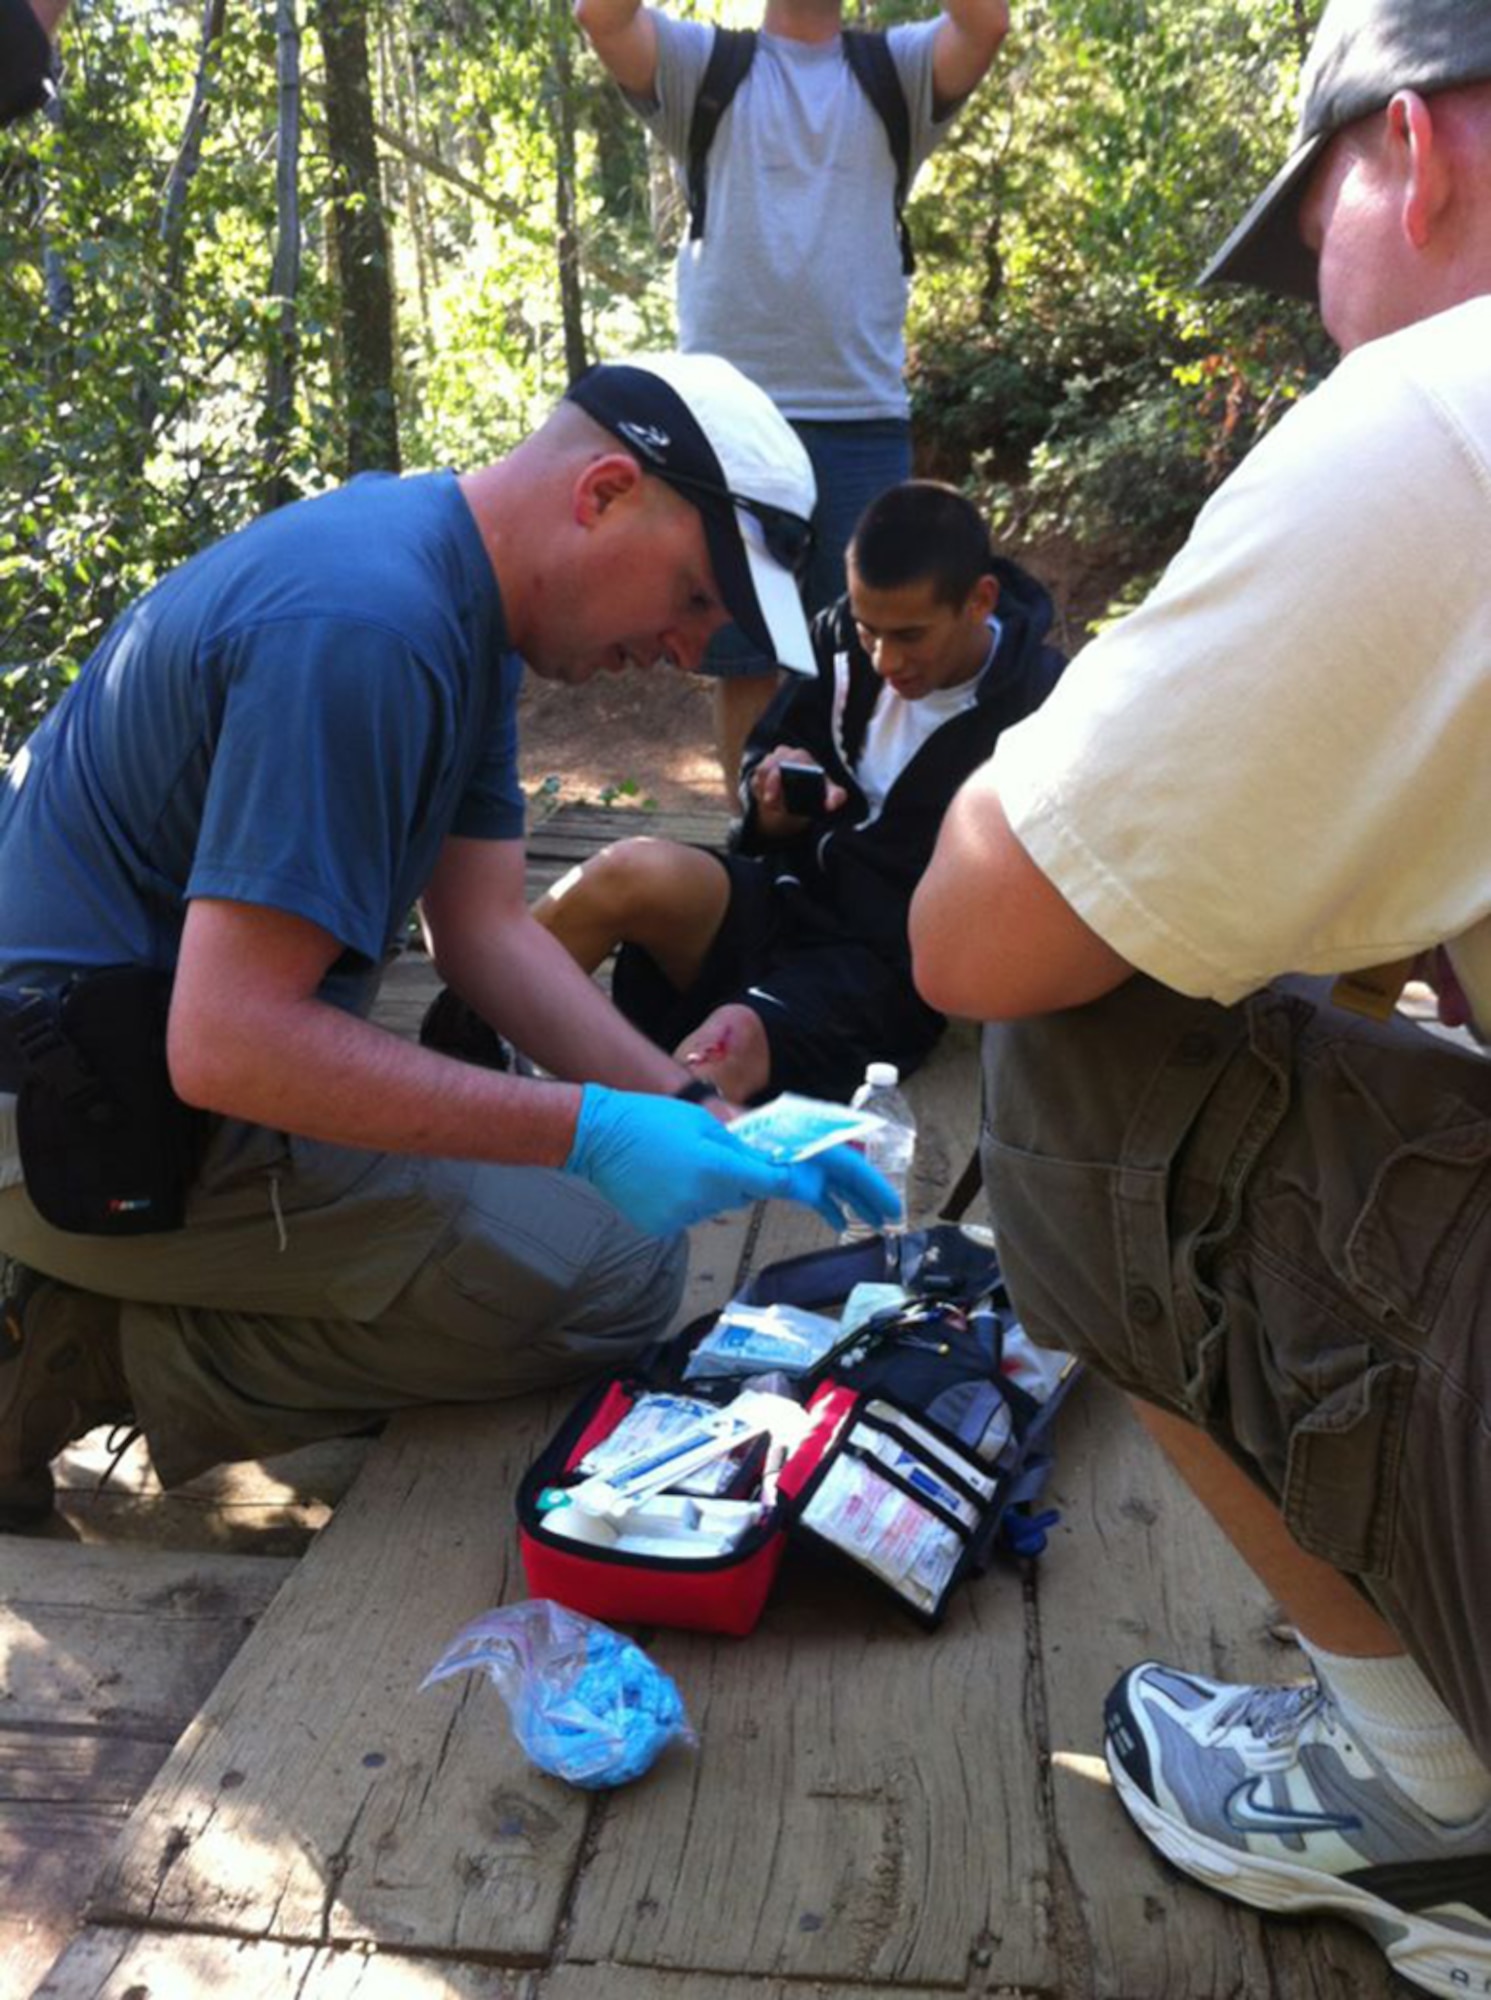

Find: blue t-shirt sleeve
450;652;525;841
188;617;520;963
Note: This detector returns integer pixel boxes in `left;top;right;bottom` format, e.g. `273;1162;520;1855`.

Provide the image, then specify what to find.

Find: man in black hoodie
527;481;1065;1104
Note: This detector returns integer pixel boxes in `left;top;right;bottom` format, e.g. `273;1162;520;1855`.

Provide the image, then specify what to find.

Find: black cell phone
779;761;828;816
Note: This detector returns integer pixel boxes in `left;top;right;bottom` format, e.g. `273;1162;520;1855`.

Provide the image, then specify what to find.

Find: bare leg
1131;1397;1491;1820
1131;1399;1401;1654
675;1002;772;1106
532;836;731;989
714;672;781;791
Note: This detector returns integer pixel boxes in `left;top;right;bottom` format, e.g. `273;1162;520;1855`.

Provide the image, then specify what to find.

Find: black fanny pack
0;966;205;1235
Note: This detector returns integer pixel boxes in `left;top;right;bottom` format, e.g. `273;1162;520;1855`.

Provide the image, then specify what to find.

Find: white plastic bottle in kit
840;1061;916;1241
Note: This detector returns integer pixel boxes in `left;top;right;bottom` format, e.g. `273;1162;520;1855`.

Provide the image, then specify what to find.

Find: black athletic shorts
610;851;943;1104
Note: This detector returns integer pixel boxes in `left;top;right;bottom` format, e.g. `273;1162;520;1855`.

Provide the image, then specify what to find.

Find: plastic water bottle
841;1061;916;1241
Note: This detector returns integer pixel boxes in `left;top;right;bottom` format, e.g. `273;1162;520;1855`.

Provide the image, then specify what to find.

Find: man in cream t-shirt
912;3;1491;1995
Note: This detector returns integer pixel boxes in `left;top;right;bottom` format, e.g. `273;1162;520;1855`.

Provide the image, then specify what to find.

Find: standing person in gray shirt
576;0;1010;782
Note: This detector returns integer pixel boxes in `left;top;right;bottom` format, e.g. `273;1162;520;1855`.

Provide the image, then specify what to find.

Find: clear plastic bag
420;1599;695;1789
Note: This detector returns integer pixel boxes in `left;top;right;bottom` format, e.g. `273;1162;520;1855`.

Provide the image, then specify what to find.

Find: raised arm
574;0;659;99
909;762;1132;1021
931;0;1009;116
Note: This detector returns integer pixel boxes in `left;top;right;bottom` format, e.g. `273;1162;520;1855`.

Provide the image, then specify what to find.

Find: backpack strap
841;26;915;276
685;25;915;272
685;26;757;243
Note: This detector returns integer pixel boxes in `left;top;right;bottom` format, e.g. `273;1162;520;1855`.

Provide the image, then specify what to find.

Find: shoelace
1210;1680;1332;1749
96;1421;144;1494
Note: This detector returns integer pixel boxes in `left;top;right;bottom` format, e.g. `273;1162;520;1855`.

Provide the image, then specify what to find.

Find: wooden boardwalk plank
1035;1376;1397;1998
563;1189;1055;1989
569;1564;1053;1988
3;1804;129;2000
36;1926;537;1998
1;1543;294;1758
545;1966;990;2000
46;1435;373;1557
82;1393;586;1959
1;1543;295;1997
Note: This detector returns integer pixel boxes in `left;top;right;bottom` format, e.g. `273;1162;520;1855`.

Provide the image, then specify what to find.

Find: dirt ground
517;663;729;813
514;532;1125;814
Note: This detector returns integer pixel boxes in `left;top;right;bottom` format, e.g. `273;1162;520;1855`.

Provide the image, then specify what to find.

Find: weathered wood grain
1;1543;295;1995
544;1966;997;2000
36;1925;538;1998
894;1016;981;1222
1033;1376;1396;1998
2;1543;294;1778
568;1561;1054;1989
564;1179;1056;1988
82;1393;593;1958
1;1803;129;2000
49;1435;372;1556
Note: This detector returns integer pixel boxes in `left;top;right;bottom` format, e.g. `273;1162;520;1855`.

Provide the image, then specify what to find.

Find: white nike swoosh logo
1224;1777;1362;1836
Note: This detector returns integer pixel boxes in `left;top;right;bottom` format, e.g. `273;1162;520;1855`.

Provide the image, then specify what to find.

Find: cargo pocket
1280;1356;1415;1577
1346;1119;1491;1337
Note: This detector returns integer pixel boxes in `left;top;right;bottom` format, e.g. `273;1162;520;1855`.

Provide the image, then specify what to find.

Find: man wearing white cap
913;1;1491;1992
0;350;896;1525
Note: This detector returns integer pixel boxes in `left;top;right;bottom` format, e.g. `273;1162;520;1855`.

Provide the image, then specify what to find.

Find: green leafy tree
1;0;1337;752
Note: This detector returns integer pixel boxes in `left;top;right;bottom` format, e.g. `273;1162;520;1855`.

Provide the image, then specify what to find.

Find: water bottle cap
865;1062;900;1090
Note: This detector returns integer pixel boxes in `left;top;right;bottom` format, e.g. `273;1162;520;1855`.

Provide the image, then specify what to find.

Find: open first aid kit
517;1225;1081;1636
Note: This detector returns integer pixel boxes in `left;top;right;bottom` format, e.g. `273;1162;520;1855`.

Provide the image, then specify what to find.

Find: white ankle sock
1301;1637;1491;1824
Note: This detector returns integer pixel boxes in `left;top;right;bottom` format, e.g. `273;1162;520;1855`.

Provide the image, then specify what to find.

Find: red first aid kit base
519;1378;856;1637
516;1227;1080;1637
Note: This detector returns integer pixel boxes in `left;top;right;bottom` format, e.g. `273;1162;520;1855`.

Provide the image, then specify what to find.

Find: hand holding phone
778;760;828;817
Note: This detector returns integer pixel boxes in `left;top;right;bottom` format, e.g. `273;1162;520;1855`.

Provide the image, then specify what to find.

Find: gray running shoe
1105;1662;1491;2000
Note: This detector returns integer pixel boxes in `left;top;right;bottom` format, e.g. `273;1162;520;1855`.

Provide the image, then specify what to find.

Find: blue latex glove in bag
564;1085;901;1237
421;1600;693;1788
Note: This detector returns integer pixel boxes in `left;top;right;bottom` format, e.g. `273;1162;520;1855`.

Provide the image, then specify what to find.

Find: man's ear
970;573;999;621
1391;90;1450;250
573;451;645;527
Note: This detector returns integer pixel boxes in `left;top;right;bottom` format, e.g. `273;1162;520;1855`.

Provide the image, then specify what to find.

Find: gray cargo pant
980;976;1491;1763
0;1107;686;1487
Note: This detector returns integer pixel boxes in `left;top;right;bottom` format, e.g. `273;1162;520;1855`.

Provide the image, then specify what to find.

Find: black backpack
685;25;916;275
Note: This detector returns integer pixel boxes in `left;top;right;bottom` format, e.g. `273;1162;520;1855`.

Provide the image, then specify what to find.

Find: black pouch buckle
0;967;205;1235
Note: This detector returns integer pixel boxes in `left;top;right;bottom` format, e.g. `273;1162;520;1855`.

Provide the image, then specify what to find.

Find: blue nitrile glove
782;1143;903;1236
564;1086;902;1237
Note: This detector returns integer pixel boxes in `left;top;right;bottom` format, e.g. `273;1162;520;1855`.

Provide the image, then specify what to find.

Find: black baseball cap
1201;0;1491;299
566;353;818;674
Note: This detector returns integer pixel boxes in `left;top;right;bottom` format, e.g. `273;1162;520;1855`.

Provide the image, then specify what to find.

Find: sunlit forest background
1;0;1331;752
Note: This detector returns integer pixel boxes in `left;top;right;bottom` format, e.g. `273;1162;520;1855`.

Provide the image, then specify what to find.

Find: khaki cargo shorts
980;976;1491;1759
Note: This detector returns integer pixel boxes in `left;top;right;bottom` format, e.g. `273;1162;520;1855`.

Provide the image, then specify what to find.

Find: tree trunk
159;0;228;297
37;94;72;325
261;0;302;512
378;4;433;356
548;0;588;384
315;0;399;474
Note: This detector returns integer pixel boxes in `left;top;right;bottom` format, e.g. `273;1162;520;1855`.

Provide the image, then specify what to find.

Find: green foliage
911;0;1332;562
596;776;658;809
1;0;1342;752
